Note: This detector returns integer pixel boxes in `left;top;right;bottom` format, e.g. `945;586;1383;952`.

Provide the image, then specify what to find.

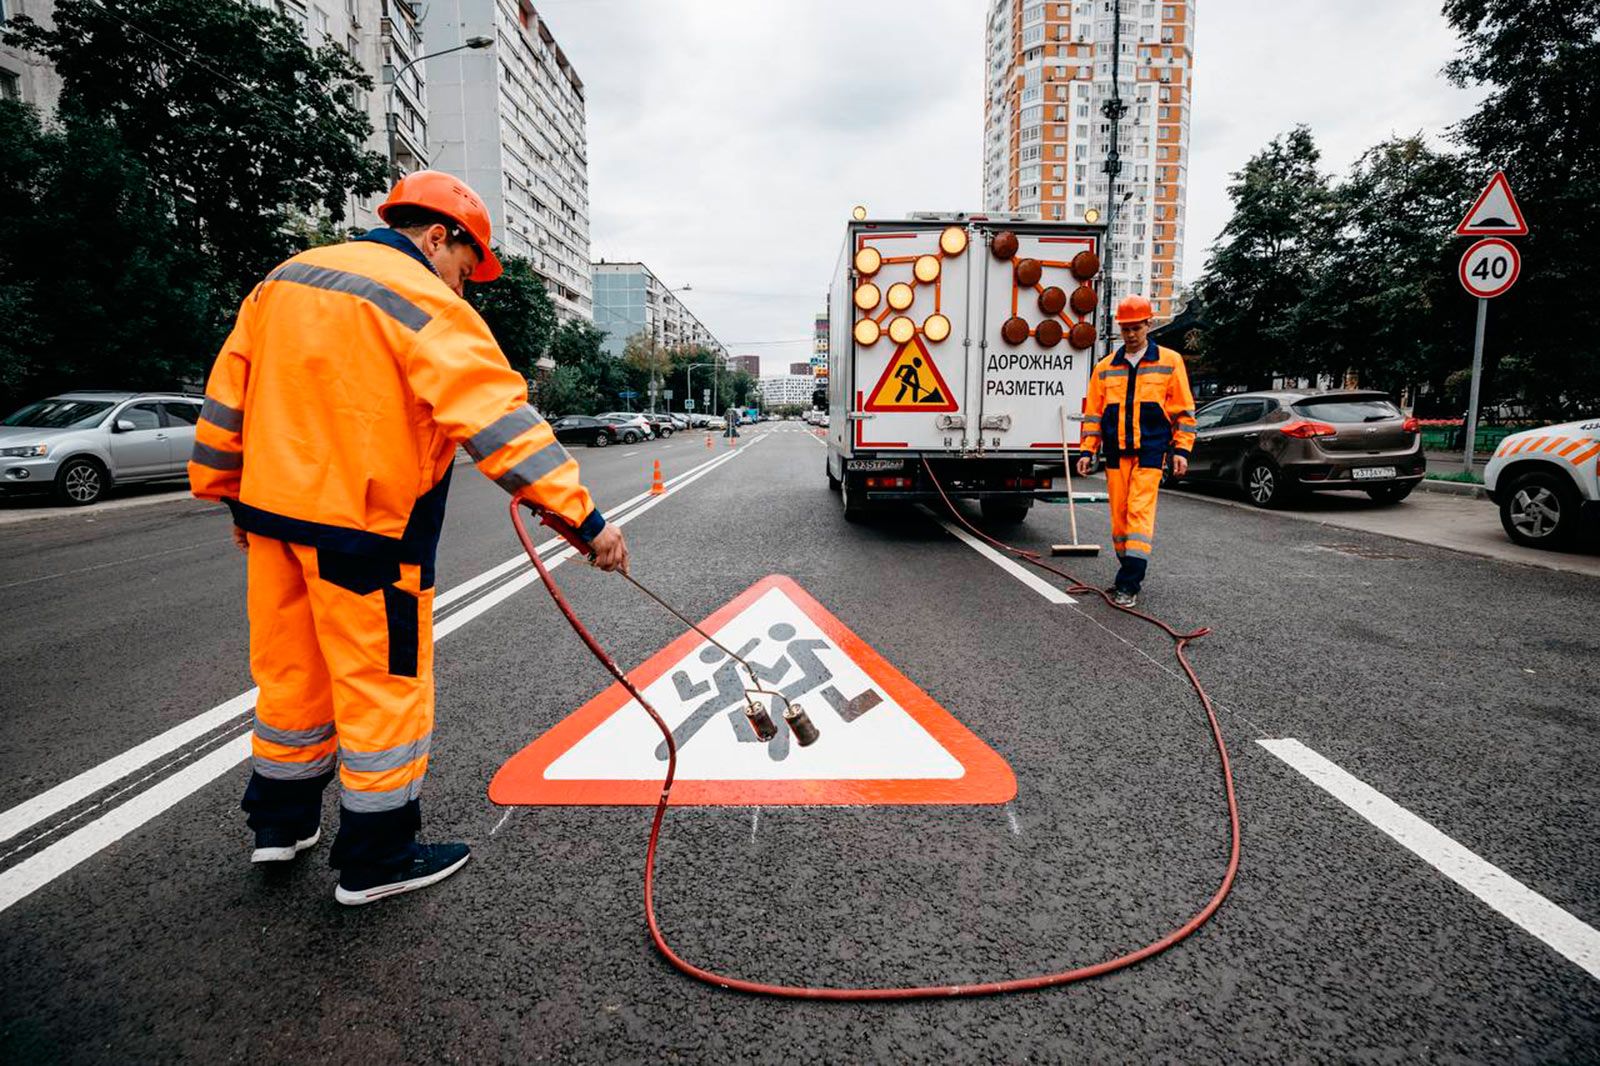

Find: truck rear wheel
827;462;840;492
841;474;868;521
980;497;1032;525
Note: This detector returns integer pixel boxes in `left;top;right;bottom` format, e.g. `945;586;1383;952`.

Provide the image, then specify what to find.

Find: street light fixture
385;35;494;179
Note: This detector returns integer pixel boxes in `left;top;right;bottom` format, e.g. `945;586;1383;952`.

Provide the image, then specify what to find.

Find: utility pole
1099;0;1127;357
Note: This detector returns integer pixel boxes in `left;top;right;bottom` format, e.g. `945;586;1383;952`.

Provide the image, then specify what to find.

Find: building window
0;69;17;101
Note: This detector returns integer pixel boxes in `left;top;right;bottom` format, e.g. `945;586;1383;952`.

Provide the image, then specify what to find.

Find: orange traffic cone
650;459;664;495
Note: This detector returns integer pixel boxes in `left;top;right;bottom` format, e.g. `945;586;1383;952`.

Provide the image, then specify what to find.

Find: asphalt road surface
2;423;1596;1062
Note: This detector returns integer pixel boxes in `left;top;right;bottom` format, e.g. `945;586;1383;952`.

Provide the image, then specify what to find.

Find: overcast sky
536;0;1488;375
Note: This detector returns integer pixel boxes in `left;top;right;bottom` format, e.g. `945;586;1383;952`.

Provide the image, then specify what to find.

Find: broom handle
1060;405;1080;545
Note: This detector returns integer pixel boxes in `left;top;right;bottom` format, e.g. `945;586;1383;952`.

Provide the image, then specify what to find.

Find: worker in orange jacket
190;171;628;905
1075;295;1196;608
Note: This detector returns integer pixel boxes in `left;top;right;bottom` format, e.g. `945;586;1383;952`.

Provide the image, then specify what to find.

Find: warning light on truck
854;247;882;276
854;283;881;311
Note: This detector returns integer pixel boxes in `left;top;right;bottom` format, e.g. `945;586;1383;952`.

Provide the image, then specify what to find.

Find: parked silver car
0;390;205;505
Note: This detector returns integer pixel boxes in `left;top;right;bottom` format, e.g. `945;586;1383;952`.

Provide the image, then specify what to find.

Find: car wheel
1243;458;1292;508
827;465;841;492
1499;469;1578;549
622;431;639;444
980;497;1033;524
1365;483;1414;505
592;432;610;447
659;427;672;438
54;457;107;506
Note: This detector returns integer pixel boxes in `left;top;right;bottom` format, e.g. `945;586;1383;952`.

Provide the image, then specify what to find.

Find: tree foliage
5;0;388;312
466;255;557;379
1442;0;1600;415
1192;127;1334;389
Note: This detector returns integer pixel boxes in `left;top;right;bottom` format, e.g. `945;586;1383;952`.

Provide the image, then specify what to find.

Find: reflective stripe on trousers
1104;458;1163;592
246;534;435;811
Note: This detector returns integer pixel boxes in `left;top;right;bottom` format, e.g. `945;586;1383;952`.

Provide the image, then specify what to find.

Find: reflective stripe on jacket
189;234;602;567
1080;344;1197;468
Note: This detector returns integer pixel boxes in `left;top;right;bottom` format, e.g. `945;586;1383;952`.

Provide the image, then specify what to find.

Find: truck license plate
1352;466;1396;481
847;459;904;472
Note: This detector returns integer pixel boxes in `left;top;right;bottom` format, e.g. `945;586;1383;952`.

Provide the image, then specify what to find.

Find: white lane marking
0;441;760;914
0;541;214;592
919;506;1075;605
1260;738;1600;982
622;450;638;457
0;733;252;916
0;691;257;845
0;449;747;846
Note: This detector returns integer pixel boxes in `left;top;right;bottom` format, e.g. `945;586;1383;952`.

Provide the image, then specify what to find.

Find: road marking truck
825;212;1106;522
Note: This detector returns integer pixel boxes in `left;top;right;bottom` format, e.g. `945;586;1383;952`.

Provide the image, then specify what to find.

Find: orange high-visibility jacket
189;232;601;566
1080;344;1197;468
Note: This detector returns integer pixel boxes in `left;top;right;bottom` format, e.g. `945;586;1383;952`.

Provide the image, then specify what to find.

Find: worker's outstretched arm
190;289;255;506
405;300;627;572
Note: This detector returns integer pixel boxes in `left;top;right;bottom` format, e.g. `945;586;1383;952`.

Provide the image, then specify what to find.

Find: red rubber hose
510;486;1240;1000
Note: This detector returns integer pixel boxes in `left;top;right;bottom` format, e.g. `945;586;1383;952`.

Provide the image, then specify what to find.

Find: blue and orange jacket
1081;343;1197;468
189;229;603;574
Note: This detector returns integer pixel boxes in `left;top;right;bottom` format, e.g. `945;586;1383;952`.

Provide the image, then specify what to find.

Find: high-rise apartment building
426;1;592;320
592;262;727;359
789;362;812;376
982;0;1194;323
757;374;816;409
0;0;64;113
730;355;761;378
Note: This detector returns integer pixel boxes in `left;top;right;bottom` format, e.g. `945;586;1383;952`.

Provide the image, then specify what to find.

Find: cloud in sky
535;0;1487;374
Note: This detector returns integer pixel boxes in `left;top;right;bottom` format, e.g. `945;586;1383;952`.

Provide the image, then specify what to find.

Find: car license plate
1352;466;1397;481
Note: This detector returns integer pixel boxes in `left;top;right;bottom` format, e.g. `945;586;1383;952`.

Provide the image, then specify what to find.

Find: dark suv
1170;390;1425;507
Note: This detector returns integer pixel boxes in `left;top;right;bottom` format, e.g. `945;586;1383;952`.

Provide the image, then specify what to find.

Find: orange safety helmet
378;170;503;283
1114;294;1154;324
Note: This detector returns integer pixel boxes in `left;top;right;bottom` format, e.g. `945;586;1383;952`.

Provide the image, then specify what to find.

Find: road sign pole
1463;296;1487;473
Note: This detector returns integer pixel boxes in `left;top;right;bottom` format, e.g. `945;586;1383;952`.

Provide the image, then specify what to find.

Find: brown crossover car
1167;390;1426;507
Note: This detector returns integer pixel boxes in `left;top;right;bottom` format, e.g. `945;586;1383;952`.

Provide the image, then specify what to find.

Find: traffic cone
650;460;664;496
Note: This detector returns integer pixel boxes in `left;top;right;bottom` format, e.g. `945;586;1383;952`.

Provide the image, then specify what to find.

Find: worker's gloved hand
588;525;629;574
1075;455;1093;477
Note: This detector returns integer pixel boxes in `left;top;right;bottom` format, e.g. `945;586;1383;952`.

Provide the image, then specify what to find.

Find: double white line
0;441;758;915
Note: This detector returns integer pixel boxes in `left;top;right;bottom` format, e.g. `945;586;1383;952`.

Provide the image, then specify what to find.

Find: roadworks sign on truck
824;214;1105;522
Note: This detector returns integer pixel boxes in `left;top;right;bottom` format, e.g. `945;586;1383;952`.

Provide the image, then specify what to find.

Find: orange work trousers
243;534;435;865
1104;458;1164;593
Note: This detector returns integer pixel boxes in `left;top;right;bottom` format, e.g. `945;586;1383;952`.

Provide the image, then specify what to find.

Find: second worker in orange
1076;294;1197;609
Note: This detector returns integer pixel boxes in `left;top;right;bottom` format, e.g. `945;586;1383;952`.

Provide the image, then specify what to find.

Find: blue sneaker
334;842;471;906
251;824;321;864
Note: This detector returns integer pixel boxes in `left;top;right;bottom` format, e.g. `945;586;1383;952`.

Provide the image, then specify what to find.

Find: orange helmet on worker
378;169;503;287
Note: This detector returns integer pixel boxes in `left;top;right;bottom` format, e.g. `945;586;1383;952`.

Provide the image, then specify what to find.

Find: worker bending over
190;171;627;905
1076;295;1196;608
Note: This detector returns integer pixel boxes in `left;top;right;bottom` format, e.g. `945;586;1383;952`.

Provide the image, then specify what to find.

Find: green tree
4;0;388;325
1298;137;1474;400
1193;126;1336;388
1443;0;1600;416
0;101;211;410
466;255;557;378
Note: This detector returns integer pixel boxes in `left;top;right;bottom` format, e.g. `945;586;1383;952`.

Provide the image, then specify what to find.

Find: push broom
1051;404;1101;557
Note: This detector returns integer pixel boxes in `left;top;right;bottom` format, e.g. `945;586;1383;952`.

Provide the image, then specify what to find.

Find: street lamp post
1097;190;1134;358
385;35;493;179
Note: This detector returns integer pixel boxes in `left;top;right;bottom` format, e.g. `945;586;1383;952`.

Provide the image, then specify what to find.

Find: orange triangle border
489;575;1017;806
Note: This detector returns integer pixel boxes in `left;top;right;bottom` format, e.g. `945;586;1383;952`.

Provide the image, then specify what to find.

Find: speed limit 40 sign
1459;237;1521;298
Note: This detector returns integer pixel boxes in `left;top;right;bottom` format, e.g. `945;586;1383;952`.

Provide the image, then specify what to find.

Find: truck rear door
969;223;1101;456
845;223;975;453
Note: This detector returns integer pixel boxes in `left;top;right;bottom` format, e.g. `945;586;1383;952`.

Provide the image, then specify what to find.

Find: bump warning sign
863;335;959;412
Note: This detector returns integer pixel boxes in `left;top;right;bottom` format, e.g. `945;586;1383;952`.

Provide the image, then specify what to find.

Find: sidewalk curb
1417;479;1488;500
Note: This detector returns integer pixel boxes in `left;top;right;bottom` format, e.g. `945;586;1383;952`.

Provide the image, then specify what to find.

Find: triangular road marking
1457;170;1528;236
490;576;1016;806
863;335;959;412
